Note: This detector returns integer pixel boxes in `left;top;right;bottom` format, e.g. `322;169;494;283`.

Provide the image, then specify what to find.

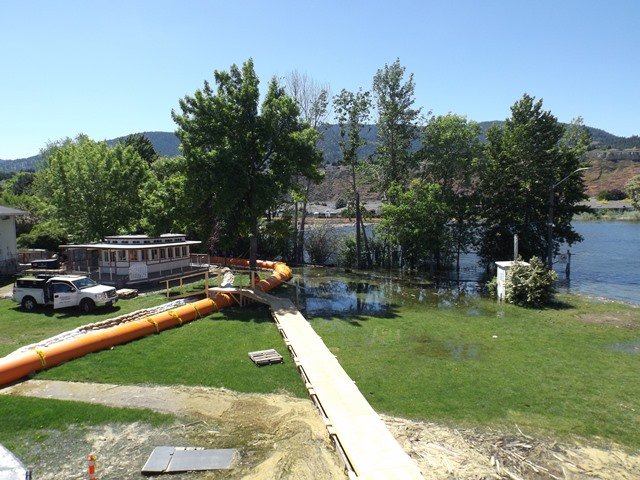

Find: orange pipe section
0;258;292;387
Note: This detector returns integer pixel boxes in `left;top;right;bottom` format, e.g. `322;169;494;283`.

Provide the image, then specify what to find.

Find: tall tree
121;133;159;165
372;58;422;192
34;135;149;242
333;88;371;268
476;94;590;264
285;71;329;263
172;59;322;270
139;156;191;236
419;114;481;270
379;179;449;270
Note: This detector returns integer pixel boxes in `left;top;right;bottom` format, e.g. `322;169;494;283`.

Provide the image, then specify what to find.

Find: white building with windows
0;205;26;275
61;234;204;285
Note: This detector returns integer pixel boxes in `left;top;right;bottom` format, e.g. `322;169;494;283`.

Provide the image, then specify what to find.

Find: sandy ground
2;380;345;480
3;380;640;480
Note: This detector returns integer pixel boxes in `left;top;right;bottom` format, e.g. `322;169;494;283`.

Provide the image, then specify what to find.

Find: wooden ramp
209;288;424;480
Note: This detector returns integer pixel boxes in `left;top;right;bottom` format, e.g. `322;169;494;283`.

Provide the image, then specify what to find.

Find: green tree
139;156;190;236
372;58;422;191
379;179;449;269
625;175;640;209
121;133;159;165
0;171;51;238
477;95;590;264
35;135;149;242
333;88;372;267
419;114;481;269
172;59;322;270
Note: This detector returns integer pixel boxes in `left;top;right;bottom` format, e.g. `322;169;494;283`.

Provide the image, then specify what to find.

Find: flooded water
608;340;640;355
307;220;640;305
556;221;640;305
285;266;484;319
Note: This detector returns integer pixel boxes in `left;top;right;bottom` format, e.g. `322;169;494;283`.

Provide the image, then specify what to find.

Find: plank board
248;348;283;366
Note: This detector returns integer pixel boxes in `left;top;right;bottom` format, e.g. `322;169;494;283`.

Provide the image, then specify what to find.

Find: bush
485;276;498;299
337;235;357;267
305;223;340;265
17;222;68;252
335;198;347;209
505;256;557;307
597;189;627;201
625;175;640;209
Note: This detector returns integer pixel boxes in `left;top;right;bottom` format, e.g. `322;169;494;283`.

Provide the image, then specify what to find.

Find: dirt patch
386;416;640;479
4;380;640;479
2;380;346;480
578;310;640;329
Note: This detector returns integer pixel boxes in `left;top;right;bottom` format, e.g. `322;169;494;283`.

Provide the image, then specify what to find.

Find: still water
302;221;639;307
557;221;640;305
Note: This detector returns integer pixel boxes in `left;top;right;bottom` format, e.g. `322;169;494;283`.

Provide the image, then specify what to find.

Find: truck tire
21;296;37;312
79;298;95;313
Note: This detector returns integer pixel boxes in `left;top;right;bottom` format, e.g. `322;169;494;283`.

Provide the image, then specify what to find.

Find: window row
102;246;190;263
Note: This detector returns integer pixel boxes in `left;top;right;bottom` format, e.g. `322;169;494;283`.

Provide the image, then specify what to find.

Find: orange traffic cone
87;453;97;480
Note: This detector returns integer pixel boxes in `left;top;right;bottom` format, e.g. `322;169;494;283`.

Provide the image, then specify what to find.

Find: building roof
0;205;26;216
61;240;201;250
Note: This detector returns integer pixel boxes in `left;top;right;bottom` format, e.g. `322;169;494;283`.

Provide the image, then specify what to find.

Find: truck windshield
72;278;98;289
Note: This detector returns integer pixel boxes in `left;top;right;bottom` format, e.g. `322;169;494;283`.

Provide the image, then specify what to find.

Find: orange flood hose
0;258;293;387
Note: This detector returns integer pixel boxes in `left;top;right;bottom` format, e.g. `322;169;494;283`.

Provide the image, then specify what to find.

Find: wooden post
565;249;571;279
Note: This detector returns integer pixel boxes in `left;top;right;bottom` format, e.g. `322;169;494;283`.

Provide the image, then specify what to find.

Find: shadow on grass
216;304;274;324
7;304;123;320
509;298;575;311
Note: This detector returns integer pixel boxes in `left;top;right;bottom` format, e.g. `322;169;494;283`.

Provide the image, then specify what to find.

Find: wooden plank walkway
210;288;424;480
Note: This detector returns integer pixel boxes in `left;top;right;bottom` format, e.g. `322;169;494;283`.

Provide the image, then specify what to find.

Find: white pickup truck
13;275;118;313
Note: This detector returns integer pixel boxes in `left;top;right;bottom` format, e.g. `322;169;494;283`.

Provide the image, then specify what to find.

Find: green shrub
597;189;627;201
485;276;498;299
335;198;347;209
505;257;557;307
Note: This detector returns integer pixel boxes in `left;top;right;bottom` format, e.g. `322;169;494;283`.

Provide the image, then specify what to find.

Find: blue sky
1;0;638;159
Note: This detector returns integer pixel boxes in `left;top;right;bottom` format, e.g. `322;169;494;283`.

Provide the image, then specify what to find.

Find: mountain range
1;124;638;196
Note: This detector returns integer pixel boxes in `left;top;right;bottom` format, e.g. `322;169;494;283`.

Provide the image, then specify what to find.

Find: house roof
0;205;26;216
60;240;201;250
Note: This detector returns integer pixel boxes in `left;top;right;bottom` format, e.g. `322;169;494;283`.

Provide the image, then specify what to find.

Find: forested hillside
2;126;639;196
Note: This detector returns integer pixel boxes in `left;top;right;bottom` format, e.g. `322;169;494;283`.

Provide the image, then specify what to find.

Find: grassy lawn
0;292;175;357
309;294;640;448
0;395;173;457
35;305;307;397
1;289;639;450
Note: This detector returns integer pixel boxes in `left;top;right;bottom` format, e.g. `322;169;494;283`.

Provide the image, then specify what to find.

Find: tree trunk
297;179;311;264
359;210;371;268
250;219;258;273
292;201;299;263
356;192;362;269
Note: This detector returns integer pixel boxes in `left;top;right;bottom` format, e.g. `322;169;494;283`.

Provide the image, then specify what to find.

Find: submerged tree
476;94;590;264
379;179;449;270
172;59;322;270
372;58;422;192
333;88;372;268
285;71;329;263
419;114;481;270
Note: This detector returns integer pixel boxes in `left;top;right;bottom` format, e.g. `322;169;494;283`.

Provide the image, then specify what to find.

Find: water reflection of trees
289;267;484;322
